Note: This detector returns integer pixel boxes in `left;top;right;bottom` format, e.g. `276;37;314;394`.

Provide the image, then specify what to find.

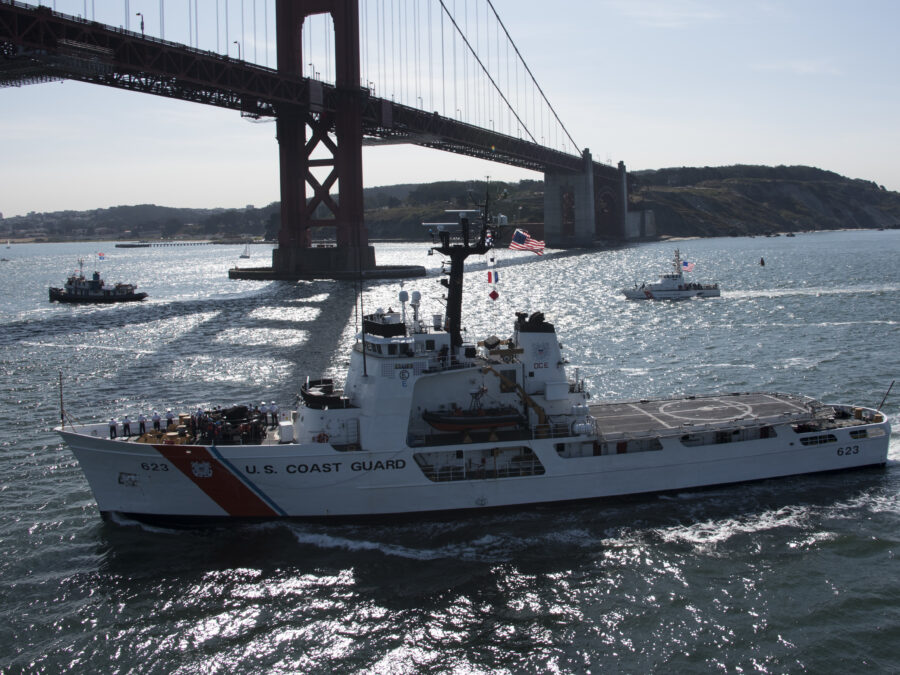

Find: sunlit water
1;232;898;672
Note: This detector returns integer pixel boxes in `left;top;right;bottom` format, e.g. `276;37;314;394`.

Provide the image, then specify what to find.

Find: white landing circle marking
659;398;753;423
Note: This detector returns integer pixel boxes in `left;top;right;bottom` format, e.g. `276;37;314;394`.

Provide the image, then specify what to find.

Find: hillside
4;166;898;242
631;165;900;237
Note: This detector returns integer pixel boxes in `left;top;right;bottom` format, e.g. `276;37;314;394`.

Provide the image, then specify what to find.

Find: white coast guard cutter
623;249;721;300
56;201;889;523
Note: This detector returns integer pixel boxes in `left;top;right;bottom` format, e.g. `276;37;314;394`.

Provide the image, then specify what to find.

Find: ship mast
432;192;494;349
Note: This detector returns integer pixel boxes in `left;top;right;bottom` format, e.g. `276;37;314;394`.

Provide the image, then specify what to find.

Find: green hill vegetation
3;166;898;242
631;165;900;236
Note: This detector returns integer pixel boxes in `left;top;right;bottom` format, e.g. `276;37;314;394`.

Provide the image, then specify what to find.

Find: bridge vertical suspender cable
361;0;367;87
427;1;432;110
452;0;456;118
463;0;468;122
437;0;535;143
485;0;579;152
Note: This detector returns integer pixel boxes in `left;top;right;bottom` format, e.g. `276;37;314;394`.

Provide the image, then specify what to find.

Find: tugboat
49;259;147;304
623;249;721;300
55;195;889;523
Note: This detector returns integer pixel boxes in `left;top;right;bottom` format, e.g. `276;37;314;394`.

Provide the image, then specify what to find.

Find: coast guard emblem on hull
535;342;547;358
118;472;138;487
191;461;213;479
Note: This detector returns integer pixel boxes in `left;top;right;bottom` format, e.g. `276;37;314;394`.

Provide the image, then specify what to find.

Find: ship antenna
877;380;894;411
356;242;368;378
58;370;65;428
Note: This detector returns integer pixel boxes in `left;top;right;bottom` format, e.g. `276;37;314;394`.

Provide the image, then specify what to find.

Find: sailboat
239;244;250;259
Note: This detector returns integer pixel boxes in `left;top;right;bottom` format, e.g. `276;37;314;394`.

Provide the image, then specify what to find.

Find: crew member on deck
165;409;175;430
270;401;278;427
122;415;131;437
151;410;161;431
109;418;117;439
138;413;147;435
260;401;269;426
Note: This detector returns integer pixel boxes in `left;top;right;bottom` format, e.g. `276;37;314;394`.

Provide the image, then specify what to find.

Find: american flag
509;229;544;255
682;260;695;272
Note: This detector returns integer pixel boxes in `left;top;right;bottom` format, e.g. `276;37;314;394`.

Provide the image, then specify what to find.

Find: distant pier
228;265;426;281
114;241;212;248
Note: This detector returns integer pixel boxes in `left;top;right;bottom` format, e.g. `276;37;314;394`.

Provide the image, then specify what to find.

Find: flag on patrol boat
487;270;499;284
97;252;105;260
509;229;544;255
681;260;695;272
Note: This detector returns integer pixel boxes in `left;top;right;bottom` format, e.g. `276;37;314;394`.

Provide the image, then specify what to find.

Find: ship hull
622;288;721;300
57;413;889;521
49;288;148;303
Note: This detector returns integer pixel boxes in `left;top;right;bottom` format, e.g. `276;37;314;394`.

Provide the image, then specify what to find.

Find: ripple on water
1;234;900;672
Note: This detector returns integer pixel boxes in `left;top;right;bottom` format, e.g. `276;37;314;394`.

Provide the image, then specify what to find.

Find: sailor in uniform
109;417;117;439
165;409;175;430
138;413;147;435
260;401;269;426
270;401;279;427
122;415;131;437
151;410;161;431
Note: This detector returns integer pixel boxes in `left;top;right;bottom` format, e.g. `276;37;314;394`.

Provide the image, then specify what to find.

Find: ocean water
0;232;898;673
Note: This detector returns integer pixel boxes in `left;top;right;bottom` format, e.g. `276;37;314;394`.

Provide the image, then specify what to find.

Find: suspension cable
438;0;535;142
484;0;579;151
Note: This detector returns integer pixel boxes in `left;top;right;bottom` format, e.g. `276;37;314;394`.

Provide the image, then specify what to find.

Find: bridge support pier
229;0;423;280
269;0;374;277
543;153;629;247
543;149;596;247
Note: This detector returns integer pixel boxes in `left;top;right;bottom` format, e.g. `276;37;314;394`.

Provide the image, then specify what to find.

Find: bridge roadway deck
588;392;817;438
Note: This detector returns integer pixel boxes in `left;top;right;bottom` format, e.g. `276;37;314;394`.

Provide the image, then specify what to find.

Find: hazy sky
2;0;899;217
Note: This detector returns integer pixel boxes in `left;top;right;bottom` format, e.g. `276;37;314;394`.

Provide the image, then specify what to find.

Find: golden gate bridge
0;0;639;279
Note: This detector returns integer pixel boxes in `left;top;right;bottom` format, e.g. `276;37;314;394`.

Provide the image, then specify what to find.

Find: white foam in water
107;511;182;535
21;341;156;355
284;526;513;561
654;504;811;548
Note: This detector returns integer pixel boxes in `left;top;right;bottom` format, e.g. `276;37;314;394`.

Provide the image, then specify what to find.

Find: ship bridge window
500;369;517;393
799;433;837;446
413;446;544;481
426;339;435;351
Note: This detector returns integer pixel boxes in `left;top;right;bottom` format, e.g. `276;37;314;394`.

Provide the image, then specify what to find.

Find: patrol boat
623;249;721;299
49;259;147;304
56;207;890;523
